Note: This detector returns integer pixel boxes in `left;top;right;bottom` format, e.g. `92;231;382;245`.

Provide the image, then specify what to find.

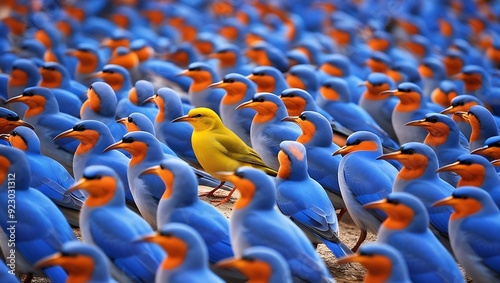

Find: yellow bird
172;107;276;204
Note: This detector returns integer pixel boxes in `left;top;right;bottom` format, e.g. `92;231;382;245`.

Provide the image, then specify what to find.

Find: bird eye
253;97;265;102
11;131;17;137
102;70;114;74
5;115;19;121
402;148;415;155
88;86;93;91
235;170;245;178
456;101;464;106
188;67;201;71
122;137;135;143
82;174;102;180
23;92;34;97
43;66;56;71
72;124;86;131
426;116;438;123
323;83;331;88
127;117;134;122
79;48;89;52
456;195;469;199
60;252;78;257
371;82;382;87
461;160;472;165
242;256;255;262
299;114;306;121
352;140;361;145
387;198;400;205
223;78;235;83
253;72;264;76
397;88;411;93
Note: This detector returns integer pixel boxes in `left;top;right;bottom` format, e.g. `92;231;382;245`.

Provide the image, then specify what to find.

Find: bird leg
213;187;237;207
336;208;347;221
199;182;226;198
351;229;367;253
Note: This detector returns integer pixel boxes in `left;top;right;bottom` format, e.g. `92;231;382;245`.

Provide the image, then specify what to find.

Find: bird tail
321;239;353;259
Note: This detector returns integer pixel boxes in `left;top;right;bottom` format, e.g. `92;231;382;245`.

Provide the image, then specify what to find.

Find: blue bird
53;120;136;208
457;65;500;115
67;165;165;283
6;59;41;117
104;131;178;228
236;92;301;171
275;141;352;259
81;81;127;142
209;73;257;146
471;135;500;161
217;246;292;283
280;88;353;140
337;243;411;283
440;94;488;139
281;111;345;213
178;62;225;115
210;44;252;77
0;107;34;134
455;105;499;150
285;64;320;99
35;241;117;283
247;66;289;95
0;146;76;282
383;82;434;144
5;86;80;175
142;158;237;266
318;77;399;150
317;54;366;103
65;43;104;87
419;57;448;100
358;72;399;142
429;80;460;108
151;87;200;167
96;64;133;101
433;187;500;282
38;61;88;102
0;126;84;226
438;154;500;208
106;46;142;84
334;131;398;252
406;113;469;185
245;41;288;73
138;223;224;283
365;193;464;283
378;142;455;252
116;79;159;123
222;167;335;283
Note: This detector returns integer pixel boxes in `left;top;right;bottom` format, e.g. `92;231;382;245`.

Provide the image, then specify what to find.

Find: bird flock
1;0;500;282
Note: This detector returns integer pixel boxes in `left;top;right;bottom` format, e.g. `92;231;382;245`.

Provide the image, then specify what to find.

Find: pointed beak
142;165;160;175
5;95;26;104
67;178;88;193
404;119;426;127
470;146;487;155
436;161;461;173
144;96;155;103
54;128;76;140
171;115;192;123
176;70;189;78
235;100;255;110
281;116;299;123
103;140;124;152
134;233;161;244
332;145;348;156
431;196;456;207
0;134;10;142
376;150;402;160
440;105;455;114
216;257;248;270
363;198;390;210
34;253;64;269
16;120;34;129
116;117;128;126
491;159;500;167
357;82;367;87
453;111;468;120
209;81;224;88
379;89;397;96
